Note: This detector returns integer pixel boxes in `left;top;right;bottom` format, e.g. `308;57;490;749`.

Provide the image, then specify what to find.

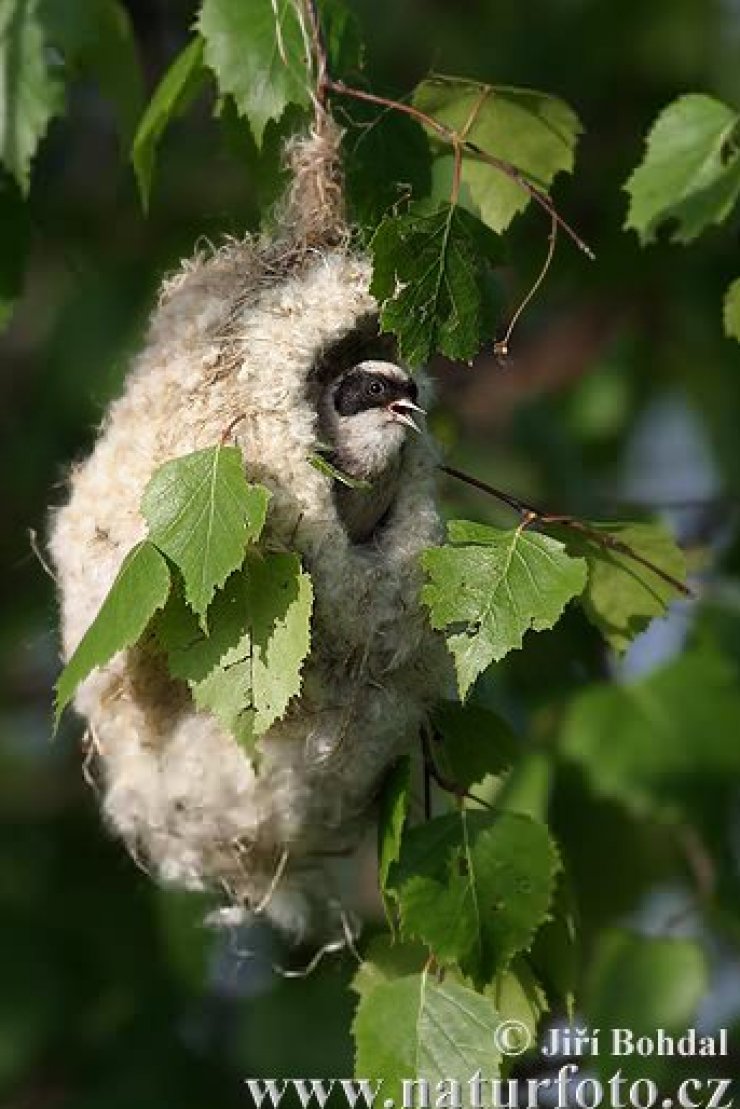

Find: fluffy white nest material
49;126;447;942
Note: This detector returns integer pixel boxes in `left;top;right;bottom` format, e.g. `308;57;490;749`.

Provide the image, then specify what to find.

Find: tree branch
324;79;595;260
440;463;693;599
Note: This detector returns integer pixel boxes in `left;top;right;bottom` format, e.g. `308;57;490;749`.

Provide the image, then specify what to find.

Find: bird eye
367;379;385;397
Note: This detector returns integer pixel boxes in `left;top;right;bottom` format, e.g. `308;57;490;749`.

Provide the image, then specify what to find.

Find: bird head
323;361;426;480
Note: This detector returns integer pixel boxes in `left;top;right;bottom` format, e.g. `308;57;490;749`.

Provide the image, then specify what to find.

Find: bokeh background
1;0;740;1104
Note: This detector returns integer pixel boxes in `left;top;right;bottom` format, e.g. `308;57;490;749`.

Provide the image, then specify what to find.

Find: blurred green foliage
2;0;740;1103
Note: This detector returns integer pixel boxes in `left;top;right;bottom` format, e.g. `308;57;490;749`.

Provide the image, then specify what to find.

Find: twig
464;138;595;260
299;1;593;260
323;79;595;260
220;413;246;445
440;463;693;599
301;0;594;371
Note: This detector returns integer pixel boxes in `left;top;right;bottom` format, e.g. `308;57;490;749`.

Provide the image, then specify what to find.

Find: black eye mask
333;369;419;417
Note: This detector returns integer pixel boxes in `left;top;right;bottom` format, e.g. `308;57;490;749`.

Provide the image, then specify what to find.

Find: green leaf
529;877;578;1018
321;0;363;79
0;172;30;330
377;757;411;924
344;101;432;228
191;641;255;747
308;451;371;489
131;37;207;210
353;972;503;1098
560;649;740;824
155;584;229;686
141;444;270;624
496;751;552;821
156;553;312;749
370;201;502;366
432;701;518;790
39;0;144;148
586;930;706;1081
0;0;65;191
388;809;559;986
352;935;429;1000
551;520;686;653
422;520;587;700
413;76;582;233
489;958;547;1063
245;550;313;738
54;541;171;727
625;94;740;244
197;0;310;147
724;277;740;341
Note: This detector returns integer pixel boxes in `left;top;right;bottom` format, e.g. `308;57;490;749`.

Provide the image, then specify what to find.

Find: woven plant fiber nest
49;123;446;941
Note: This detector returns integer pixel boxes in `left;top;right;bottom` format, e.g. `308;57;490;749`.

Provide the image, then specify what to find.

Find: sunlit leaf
198;0;310;146
55;541;171;727
0;0;64;191
422;520;587;699
552;520;687;653
156;553;312;749
141;444;269;623
377;756;411;925
352;935;429;1001
489;958;548;1063
413;76;582;233
353;972;503;1098
625;94;740;244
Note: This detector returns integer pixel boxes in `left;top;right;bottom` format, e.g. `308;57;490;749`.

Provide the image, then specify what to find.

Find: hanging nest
49;116;447;942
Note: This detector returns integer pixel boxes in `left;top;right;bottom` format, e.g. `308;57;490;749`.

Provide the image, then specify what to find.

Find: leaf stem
439;463;693;599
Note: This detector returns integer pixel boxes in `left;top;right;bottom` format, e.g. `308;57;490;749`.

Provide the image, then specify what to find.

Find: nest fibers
49;122;446;942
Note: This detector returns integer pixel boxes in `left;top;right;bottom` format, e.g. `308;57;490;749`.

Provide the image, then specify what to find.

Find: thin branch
301;0;593;369
323;78;595;260
440;463;694;599
220;413;246;445
464;140;595;260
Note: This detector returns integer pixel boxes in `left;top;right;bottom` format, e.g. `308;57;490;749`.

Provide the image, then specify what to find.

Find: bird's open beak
388;399;426;433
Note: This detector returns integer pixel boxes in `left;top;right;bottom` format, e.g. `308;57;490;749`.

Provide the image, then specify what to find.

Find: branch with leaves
9;0;736;1094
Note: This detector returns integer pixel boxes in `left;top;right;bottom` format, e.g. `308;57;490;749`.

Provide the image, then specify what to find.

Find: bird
318;360;426;544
